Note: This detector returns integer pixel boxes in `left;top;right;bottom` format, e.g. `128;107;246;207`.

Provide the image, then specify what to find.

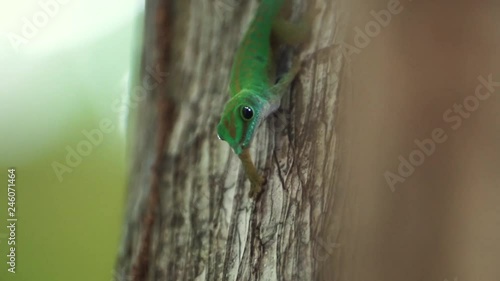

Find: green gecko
217;0;315;197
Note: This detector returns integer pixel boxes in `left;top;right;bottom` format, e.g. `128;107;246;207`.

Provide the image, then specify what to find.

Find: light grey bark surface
116;0;347;280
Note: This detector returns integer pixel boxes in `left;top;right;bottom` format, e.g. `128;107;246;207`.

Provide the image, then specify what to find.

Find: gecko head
217;90;267;155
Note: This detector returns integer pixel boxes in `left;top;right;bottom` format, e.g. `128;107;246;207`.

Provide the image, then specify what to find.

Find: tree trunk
116;0;347;280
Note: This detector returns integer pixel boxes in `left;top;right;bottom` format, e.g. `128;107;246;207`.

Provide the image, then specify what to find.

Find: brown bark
116;0;347;280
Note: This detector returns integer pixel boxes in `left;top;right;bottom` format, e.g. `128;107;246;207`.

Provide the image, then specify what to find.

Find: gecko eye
240;106;254;121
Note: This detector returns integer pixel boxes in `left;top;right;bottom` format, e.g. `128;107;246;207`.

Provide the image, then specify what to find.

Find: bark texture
116;0;347;280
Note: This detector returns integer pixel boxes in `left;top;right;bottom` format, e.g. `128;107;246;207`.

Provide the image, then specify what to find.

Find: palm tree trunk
115;0;347;280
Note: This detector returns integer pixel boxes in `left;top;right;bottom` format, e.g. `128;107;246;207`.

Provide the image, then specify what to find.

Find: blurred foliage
0;1;143;280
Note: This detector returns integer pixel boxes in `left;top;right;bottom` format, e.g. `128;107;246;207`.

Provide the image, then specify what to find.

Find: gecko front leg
239;148;266;198
242;58;299;198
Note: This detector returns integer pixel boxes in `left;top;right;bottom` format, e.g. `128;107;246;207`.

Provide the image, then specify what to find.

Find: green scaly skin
217;0;313;197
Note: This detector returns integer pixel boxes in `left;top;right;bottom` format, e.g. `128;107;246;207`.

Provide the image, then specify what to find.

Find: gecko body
217;0;313;197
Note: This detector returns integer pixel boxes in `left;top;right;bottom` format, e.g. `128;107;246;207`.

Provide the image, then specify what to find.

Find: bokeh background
0;1;143;280
331;0;500;280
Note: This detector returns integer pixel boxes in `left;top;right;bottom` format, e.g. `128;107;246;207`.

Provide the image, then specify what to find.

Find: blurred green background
0;1;143;280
